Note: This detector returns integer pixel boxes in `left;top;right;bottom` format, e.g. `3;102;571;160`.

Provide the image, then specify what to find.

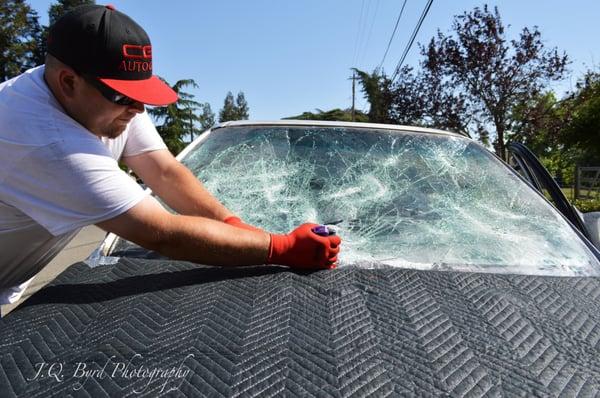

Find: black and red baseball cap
47;4;177;106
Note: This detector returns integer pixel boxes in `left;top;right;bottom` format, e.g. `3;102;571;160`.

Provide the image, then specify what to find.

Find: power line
352;0;367;67
378;0;409;71
358;0;373;64
391;0;434;81
359;0;380;67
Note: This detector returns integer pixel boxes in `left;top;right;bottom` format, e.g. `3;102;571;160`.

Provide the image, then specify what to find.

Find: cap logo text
119;44;152;73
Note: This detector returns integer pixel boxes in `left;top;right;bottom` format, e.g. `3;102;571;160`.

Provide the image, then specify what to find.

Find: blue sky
28;0;600;120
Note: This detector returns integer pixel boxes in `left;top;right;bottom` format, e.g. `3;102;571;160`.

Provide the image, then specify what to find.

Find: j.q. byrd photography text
27;354;194;394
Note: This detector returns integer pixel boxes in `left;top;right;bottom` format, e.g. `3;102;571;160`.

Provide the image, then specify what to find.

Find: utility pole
349;70;356;122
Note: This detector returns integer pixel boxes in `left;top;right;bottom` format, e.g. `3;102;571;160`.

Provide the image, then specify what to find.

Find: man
0;5;341;305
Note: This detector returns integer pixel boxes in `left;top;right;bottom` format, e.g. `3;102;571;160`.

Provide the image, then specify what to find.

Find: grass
540;187;600;212
560;187;600;212
560;187;600;201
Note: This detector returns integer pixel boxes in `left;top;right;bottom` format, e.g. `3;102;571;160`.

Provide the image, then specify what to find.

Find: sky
27;0;600;121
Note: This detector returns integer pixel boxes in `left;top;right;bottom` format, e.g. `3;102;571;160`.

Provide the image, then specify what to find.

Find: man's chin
103;124;127;139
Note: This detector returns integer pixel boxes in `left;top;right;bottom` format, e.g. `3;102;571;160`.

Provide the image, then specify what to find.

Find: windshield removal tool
311;225;336;236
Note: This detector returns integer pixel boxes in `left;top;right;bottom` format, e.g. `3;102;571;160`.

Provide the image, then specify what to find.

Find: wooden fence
575;166;600;199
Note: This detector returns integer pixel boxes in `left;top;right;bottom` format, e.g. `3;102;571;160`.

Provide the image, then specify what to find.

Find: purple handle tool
312;225;335;236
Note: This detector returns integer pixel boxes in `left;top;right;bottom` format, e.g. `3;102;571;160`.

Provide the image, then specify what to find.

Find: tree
510;91;575;183
561;71;600;165
386;66;425;126
285;108;369;122
510;91;564;155
353;68;395;124
48;0;94;26
423;5;568;159
218;91;250;122
32;0;95;65
0;0;42;81
235;92;249;120
198;103;215;131
353;65;472;136
219;91;237;122
509;71;600;185
415;46;475;138
148;78;203;155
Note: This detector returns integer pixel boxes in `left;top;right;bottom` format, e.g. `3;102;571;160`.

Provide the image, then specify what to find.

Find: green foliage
284;108;369;122
510;91;572;184
48;0;94;26
218;91;249;122
235;92;249;120
147;78;204;155
510;92;564;155
540;150;580;186
512;71;600;186
0;0;42;81
353;68;395;124
561;71;600;165
574;198;600;213
353;64;473;136
219;92;236;122
198;102;215;131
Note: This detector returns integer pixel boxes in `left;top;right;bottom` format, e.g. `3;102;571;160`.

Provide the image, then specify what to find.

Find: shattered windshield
178;125;599;276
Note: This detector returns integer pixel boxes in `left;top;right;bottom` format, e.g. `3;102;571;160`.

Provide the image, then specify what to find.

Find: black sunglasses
81;74;137;106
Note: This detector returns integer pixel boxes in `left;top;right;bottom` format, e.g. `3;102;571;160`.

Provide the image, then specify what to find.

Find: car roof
213;120;470;138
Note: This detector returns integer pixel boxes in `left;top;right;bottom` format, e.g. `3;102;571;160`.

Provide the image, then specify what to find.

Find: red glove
268;223;341;270
223;216;264;233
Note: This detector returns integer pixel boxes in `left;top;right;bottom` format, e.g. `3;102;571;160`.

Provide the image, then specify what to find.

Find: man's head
43;4;177;138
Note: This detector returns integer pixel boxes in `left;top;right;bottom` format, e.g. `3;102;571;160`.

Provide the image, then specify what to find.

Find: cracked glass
174;125;600;276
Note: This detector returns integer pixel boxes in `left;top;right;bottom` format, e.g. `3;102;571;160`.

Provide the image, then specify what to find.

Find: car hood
2;258;600;396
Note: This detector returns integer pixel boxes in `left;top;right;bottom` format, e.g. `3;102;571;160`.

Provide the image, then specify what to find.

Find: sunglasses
81;74;137;106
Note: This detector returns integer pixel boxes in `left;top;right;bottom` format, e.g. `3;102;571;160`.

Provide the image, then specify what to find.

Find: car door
506;142;591;241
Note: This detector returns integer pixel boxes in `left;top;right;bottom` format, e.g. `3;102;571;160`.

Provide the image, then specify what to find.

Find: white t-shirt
0;66;167;302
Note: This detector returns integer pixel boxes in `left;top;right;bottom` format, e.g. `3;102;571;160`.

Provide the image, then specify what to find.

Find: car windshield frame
170;123;600;277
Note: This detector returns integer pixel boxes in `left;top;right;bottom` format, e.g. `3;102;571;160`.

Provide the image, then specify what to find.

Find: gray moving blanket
2;258;600;396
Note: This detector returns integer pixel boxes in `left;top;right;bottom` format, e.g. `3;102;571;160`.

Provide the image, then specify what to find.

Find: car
3;120;600;397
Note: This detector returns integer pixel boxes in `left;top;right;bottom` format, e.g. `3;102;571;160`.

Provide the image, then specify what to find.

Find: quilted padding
2;258;600;397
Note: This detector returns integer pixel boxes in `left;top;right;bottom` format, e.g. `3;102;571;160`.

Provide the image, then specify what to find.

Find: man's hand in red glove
223;216;264;233
268;223;341;270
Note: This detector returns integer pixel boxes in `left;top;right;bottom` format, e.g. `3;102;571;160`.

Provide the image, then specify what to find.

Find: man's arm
118;150;340;268
97;195;270;266
123;149;234;220
97;196;341;269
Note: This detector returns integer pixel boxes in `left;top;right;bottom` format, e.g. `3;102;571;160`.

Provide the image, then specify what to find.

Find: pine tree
198;103;215;131
148;79;203;154
0;0;43;81
48;0;95;25
219;91;237;122
219;91;250;122
235;92;249;120
33;0;96;65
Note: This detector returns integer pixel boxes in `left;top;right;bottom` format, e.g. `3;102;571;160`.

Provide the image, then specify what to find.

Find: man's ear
57;69;79;99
